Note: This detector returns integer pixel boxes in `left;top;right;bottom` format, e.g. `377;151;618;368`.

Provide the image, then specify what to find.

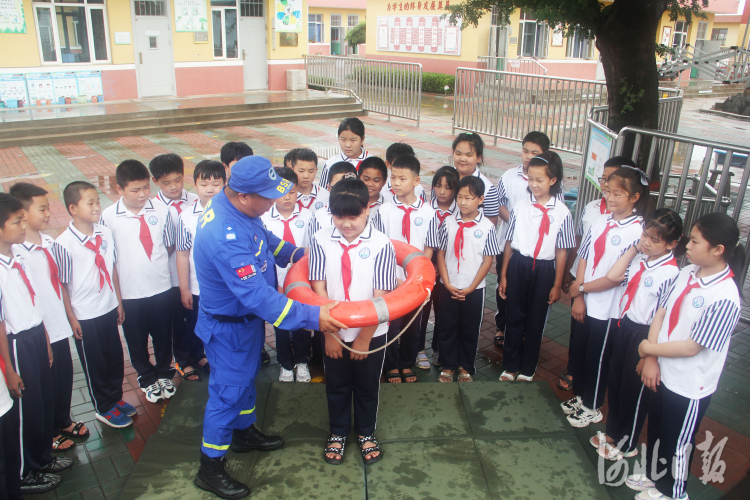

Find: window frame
517;10;548;58
212;5;239;60
32;0;111;66
308;13;324;43
566;27;594;60
711;28;728;46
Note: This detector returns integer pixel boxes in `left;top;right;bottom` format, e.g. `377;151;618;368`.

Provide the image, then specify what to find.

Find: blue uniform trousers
200;318;264;458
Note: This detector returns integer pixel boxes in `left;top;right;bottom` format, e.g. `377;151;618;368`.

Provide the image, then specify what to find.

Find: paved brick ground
2;97;748;499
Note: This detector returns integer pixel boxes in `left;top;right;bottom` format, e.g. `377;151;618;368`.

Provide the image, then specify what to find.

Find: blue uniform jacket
193;189;320;345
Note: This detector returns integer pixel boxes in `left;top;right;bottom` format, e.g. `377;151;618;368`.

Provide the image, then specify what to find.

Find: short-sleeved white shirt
309;223;397;342
261;204;313;289
13;235;73;343
578;213;643;320
54;222;119;321
319;149;369;188
505;194;576;261
368;193;387;217
308;206;334;244
100;198;175;300
619;251;679;325
431;198;458;224
426;211;501;289
176;200;204;296
297;184;330;212
570;197;609;276
376;197;438;280
657;265;740;399
0;370;12;417
433;168;499;219
382;179;426;205
0;253;43;334
153;190;198;287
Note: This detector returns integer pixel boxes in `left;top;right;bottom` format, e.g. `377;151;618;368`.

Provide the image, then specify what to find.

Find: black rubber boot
194;452;249;500
230;424;284;453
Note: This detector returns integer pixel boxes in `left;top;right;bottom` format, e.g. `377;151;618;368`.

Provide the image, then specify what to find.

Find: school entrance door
239;0;267;91
132;1;175;98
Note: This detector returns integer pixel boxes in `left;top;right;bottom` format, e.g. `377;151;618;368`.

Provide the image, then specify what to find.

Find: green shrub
421;72;455;94
343;67;454;94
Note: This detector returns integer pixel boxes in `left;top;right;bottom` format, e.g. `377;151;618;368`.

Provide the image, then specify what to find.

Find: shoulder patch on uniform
236;265;256;280
225;225;237;241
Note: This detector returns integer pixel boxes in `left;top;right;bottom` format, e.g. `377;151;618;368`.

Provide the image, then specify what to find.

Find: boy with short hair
310;177;396;465
376;155;437;383
176;161;227;381
9;183;82;450
101;160;177;404
149;154;199;383
493;131;553;348
220;141;253;173
291;148;329;211
383;142;426;203
55;182;132;428
358;156;388;214
307;162;359;242
283;148;300;168
0;193;68;494
261;167;314;383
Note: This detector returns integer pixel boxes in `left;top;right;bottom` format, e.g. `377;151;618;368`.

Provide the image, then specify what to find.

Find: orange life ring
283;240;436;328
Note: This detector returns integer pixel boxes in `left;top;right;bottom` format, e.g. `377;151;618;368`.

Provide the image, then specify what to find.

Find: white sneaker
142;382;163;403
635;487;688;500
279;368;294;382
566;407;603;428
159;378;176;399
626;474;656;492
294;363;311;383
560;395;582;415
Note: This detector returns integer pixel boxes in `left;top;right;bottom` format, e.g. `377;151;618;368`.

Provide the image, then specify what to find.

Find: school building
307;0;365;56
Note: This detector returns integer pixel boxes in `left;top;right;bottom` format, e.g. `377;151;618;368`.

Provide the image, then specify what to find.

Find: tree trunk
595;0;666;134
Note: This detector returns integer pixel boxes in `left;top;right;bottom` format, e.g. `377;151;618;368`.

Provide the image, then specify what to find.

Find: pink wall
366;53;480;75
175;66;244;97
102;69;138;100
308;43;331;56
538;61;598;80
268;63;305;91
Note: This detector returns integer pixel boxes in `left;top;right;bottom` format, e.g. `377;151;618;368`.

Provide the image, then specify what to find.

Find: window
490;5;499;27
212;0;238;59
240;0;262;17
517;10;548;58
347;15;358;28
696;21;708;41
711;28;728;46
566;27;593;59
309;14;324;42
33;0;110;64
672;21;689;50
134;1;166;16
330;14;341;27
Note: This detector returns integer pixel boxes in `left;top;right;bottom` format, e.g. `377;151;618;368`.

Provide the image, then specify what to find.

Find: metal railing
304;55;422;125
453;68;607;153
588;88;683;135
476;56;548;75
659;44;750;83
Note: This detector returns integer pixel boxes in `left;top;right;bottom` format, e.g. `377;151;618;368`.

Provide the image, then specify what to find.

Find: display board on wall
584;126;615;188
53;72;79;104
0;71;106;108
26;73;55;106
76;71;104;103
175;0;208;32
376;15;461;55
275;0;302;33
0;0;26;34
0;74;29;108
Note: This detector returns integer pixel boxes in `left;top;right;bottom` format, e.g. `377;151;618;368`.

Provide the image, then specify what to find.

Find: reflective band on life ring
283;240;436;328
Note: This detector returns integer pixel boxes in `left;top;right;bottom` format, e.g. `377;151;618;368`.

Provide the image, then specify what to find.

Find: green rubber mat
121;381;614;500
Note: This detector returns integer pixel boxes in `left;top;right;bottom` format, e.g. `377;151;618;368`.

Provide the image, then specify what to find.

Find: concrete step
0;102;361;139
0;106;366;148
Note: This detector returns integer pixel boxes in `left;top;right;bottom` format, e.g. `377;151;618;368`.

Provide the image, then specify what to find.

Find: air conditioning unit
286;70;307;91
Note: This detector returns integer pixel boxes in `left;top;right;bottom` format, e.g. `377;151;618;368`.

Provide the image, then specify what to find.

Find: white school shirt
0;370;11;417
425;211;502;289
13;235;73;343
261;204;313;289
309;223;398;342
376;197;438;280
153;190;199;287
619;251;679;326
368;193;387;217
657;265;740;399
55;222;119;321
433;169;500;220
431;198;458;224
100;198;176;300
570;197;610;276
319;149;370;188
505;194;576;261
297;184;330;212
0;253;43;334
176;200;204;296
382;178;426;204
577;213;643;321
497;165;566;248
308;206;334;244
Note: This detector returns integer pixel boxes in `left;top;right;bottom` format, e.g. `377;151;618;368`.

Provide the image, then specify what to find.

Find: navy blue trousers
177;293;206;369
0;405;22;499
494;254;506;333
435;286;485;375
502;252;555;377
571;315;615;411
50;338;74;436
418;280;443;353
384;308;422;372
275;327;312;371
606;316;651;453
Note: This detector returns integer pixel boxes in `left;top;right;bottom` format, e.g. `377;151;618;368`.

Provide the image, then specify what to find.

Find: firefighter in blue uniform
192;156;346;499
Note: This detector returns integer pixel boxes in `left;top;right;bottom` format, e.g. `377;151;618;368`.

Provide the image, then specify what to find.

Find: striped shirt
309;223;397;342
657;264;740;399
432;168;499;219
176;200;204;296
154;190;199;287
620;251;679;325
319;149;370;188
505;194;576;261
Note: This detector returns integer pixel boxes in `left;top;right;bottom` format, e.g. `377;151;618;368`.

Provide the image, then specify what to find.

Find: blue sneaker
96;406;133;429
116;400;137;417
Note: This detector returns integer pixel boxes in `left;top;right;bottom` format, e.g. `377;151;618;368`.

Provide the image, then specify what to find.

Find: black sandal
323;435;347;465
358;435;383;465
181;369;202;382
60;422;89;438
557;372;573;391
401;369;417;383
387;371;402;383
52;436;76;452
493;334;505;348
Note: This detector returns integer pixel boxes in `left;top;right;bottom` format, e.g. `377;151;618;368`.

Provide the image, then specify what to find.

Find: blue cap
228;156;293;198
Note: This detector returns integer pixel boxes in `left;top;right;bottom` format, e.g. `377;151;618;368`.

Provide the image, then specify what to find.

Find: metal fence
304;55;422;125
476;56;548;75
452;68;608;153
